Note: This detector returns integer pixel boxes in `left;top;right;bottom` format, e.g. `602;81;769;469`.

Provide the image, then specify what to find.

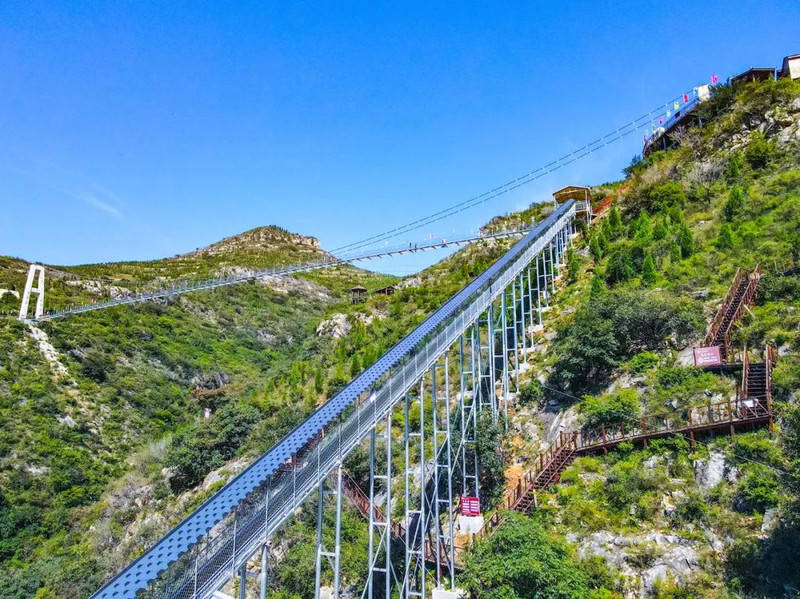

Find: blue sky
2;1;799;274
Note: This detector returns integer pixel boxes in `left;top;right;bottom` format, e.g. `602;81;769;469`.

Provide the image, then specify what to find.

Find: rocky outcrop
316;313;351;338
570;530;701;597
693;450;736;491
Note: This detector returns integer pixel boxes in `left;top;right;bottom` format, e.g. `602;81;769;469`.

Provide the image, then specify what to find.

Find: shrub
735;465;780;513
641;253;657;285
166;402;263;492
716;222;734;250
580;389;640;428
627;351;660;373
518;380;543;405
649;182;686;212
461;512;611;599
80;350;111;383
676;223;694;258
744;131;776;170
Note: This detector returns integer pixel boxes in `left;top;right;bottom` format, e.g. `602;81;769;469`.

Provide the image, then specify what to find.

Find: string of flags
642;73;721;142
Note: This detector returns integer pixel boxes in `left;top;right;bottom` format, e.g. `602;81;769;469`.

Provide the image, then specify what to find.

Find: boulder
316;313;351;338
693;450;727;491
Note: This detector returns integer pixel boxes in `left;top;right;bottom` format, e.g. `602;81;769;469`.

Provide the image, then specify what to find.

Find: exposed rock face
191;371;230;390
27;324;69;377
693;450;730;491
316;313;351;338
65;278;129;298
571;530;701;597
192;226;324;257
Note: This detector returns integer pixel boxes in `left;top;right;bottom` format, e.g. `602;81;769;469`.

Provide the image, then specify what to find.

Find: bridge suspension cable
331;89;699;256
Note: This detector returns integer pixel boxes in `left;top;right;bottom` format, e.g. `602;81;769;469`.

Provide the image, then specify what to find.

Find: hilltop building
779;54;800;80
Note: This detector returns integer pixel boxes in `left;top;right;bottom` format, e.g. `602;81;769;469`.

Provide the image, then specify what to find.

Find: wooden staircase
705;265;761;361
512;444;575;513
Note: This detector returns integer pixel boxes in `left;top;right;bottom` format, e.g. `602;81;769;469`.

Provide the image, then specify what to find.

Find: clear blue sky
2;1;799;274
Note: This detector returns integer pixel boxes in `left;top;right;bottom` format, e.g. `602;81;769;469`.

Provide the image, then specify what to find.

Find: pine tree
590;235;603;261
670;241;682;263
590;274;605;299
716;222;734;250
608;205;622;236
724;185;745;221
601;217;613;240
678;224;695;258
633;211;652;241
314;368;324;394
350;353;362;377
641;253;657;285
652;218;669;241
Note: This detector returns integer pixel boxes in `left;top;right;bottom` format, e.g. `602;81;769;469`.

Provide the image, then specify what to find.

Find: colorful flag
658;116;664;124
711;74;719;84
683;93;689;103
674;101;680;110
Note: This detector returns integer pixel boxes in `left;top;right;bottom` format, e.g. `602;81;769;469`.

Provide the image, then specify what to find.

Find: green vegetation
461;512;621;599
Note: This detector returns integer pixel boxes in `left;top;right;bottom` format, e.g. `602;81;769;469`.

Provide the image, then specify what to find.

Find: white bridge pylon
91;202;577;599
18;264;45;321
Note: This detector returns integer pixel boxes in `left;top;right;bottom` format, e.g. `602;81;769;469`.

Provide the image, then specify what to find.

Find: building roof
350;285;367;292
730;67;775;84
552;186;591;203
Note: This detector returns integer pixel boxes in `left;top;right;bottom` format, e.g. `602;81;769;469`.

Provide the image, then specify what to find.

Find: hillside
461;78;800;598
1;77;799;599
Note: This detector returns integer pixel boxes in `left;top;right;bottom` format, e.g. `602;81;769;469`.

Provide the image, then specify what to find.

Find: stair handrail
765;343;777;414
705;267;746;346
741;343;750;400
715;264;761;360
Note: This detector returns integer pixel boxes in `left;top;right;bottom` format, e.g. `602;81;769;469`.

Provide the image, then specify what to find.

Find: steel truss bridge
92;201;577;599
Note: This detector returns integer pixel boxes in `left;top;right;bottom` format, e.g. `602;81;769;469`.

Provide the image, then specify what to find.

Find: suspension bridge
18;222;551;323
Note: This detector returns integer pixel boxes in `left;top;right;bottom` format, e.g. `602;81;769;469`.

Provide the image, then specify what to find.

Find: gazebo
552;185;592;223
350;286;367;304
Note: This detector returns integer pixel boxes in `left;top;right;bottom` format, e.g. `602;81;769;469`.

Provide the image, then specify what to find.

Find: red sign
693;346;722;367
460;496;480;517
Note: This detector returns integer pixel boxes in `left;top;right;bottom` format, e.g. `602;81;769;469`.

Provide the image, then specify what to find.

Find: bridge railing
35;226;533;323
95;203;575;599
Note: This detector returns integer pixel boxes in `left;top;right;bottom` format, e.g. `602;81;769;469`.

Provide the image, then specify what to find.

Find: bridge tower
18;264;45;321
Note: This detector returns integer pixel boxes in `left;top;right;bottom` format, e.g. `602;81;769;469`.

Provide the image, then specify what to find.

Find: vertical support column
548;242;556;294
18;264;45;320
367;428;377;599
314;480;325;599
404;384;425;599
260;543;269;599
314;464;343;599
518;272;527;362
499;292;510;429
535;254;544;321
459;331;480;501
432;357;455;589
367;412;394;599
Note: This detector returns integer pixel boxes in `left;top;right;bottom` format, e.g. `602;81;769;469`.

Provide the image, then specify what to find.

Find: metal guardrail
91;202;576;599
